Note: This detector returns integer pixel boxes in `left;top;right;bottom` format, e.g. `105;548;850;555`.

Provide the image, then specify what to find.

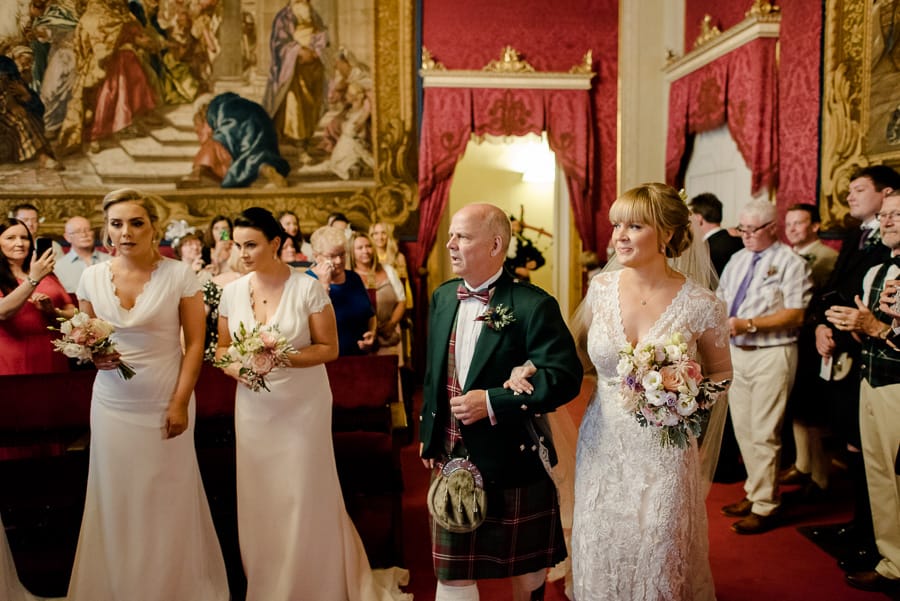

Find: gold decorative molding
664;10;781;82
420;47;595;90
483;47;535;73
746;0;781;20
818;0;894;232
0;0;418;239
569;50;594;75
694;15;723;49
420;47;446;72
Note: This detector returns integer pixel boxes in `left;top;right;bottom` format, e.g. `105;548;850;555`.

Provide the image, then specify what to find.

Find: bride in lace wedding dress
571;184;732;600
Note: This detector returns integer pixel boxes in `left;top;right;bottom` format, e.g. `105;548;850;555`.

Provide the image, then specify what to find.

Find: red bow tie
456;284;491;304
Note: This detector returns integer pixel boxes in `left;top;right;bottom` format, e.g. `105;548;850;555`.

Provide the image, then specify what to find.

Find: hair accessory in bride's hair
164;219;197;247
677;188;689;203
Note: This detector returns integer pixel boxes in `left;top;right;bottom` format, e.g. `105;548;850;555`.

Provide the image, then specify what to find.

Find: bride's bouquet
50;310;136;379
215;322;296;392
616;332;729;449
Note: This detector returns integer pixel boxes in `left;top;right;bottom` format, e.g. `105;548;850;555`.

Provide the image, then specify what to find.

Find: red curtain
407;86;594;369
666;37;779;196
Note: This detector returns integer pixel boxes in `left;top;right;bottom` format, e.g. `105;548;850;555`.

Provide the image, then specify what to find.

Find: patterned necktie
456;284;490;304
729;253;762;317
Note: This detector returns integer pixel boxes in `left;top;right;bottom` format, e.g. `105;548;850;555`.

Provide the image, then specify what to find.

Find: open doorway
426;133;573;308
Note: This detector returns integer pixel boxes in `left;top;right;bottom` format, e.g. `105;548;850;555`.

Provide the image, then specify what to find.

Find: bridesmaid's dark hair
234;207;285;251
0;218;34;294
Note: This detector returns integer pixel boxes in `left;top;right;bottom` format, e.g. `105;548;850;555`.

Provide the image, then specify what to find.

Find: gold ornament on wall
819;0;900;232
694;15;723;49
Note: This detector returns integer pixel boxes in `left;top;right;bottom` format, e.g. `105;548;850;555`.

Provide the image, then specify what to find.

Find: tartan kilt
430;473;566;581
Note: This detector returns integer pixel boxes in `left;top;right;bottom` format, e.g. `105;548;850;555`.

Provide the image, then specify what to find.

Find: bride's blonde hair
609;182;693;259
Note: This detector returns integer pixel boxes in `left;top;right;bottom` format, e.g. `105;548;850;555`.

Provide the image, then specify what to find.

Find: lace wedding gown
572;271;729;601
219;272;411;601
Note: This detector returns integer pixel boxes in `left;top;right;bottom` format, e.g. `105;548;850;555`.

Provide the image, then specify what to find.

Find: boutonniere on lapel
865;228;883;249
476;304;516;331
765;265;778;278
799;253;815;265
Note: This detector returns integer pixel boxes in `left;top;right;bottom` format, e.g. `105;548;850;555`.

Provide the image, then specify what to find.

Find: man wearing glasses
807;165;900;575
55;216;111;294
717;198;813;534
821;193;900;593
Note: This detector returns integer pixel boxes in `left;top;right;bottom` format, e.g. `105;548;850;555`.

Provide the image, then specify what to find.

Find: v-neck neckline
614;270;689;348
109;258;163;312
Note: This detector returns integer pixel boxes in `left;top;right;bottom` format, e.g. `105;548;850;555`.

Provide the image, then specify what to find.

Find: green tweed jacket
420;271;583;487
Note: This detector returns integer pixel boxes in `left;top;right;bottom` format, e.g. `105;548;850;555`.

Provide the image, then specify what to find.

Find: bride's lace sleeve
696;295;732;381
693;292;732;493
569;274;603;376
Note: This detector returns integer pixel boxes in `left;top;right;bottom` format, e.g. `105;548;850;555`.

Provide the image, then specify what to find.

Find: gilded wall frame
821;0;900;231
0;0;417;237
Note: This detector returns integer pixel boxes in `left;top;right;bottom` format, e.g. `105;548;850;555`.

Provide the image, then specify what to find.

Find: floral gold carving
483;47;536;73
820;0;876;231
746;1;781;20
421;47;446;71
694;15;723;49
569;50;594;75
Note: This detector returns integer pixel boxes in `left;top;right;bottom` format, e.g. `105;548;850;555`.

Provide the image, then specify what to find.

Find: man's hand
815;323;835;358
419;442;434;469
450;390;489;425
880;279;900;319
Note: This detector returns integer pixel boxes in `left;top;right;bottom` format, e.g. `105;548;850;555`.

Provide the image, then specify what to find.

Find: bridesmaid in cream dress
217;207;410;601
68;189;228;601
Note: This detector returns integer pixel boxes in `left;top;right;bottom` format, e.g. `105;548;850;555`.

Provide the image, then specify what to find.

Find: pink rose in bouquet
50;310;135;379
215;322;297;392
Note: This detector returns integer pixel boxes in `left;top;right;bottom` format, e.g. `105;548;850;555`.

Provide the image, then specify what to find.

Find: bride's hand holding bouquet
617;331;729;449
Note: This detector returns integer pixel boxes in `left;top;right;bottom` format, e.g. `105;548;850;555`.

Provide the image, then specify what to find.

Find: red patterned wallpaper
421;0;619;250
776;0;822;214
684;0;749;51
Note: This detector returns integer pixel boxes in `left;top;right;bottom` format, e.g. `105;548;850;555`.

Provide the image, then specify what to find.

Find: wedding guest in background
216;207;410;600
824;192;900;594
12;202;62;257
55;215;111;294
689;192;743;277
307;225;375;356
689;192;745;484
350;232;405;355
419;203;581;601
67;188;228;601
173;231;207;275
504;216;545;283
202;246;249;363
0;217;73;375
566;182;731;599
718;199;812;534
202;215;233;276
277;210;313;258
780;203;839;501
808;165;900;570
279;234;309;266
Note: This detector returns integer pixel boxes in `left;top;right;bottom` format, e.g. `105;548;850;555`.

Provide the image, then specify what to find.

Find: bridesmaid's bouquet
50;310;136;379
215;322;296;392
616;332;729;449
